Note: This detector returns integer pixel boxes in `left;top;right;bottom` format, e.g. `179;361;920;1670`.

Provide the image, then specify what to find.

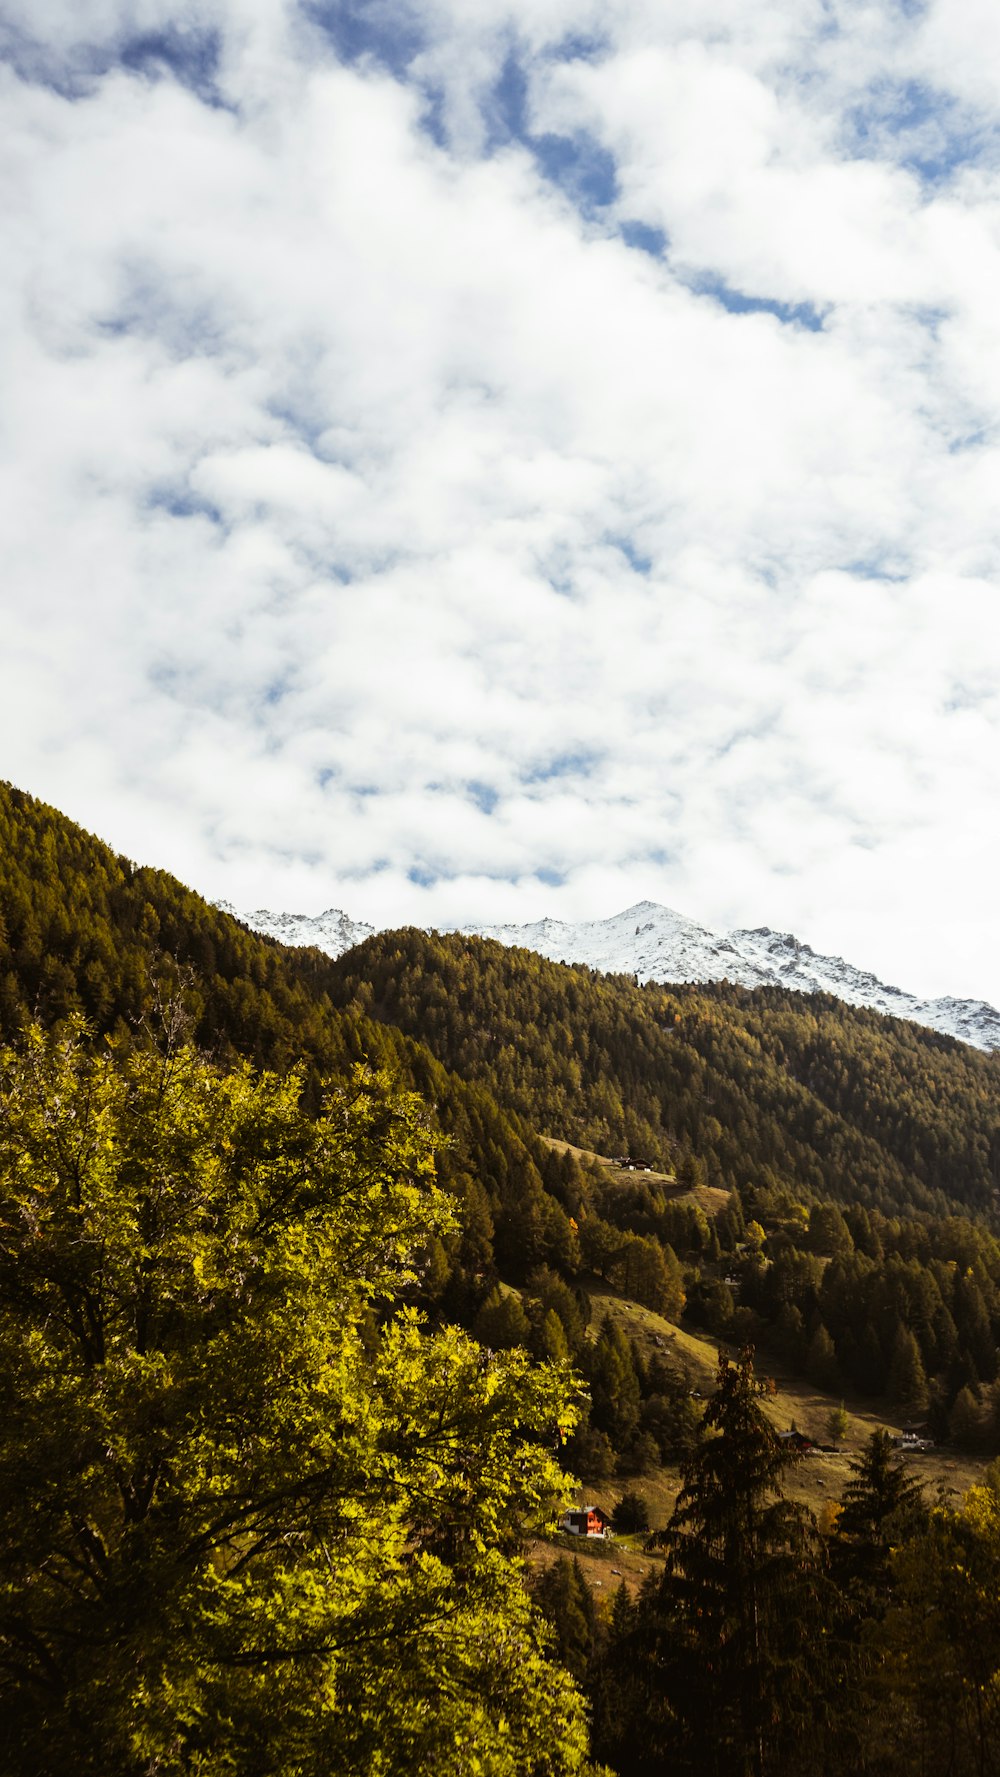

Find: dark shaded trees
596;1350;829;1777
870;1482;1000;1776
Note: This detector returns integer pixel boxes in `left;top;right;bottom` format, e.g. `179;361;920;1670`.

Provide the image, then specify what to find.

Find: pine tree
613;1490;651;1534
615;1349;828;1777
535;1306;571;1363
806;1322;840;1390
827;1401;851;1444
870;1484;1000;1775
585;1315;642;1449
949;1383;986;1448
886;1325;929;1416
832;1429;927;1603
532;1556;596;1682
472;1283;531;1349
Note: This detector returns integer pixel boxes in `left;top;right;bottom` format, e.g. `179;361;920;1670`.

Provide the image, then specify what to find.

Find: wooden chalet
560;1505;611;1538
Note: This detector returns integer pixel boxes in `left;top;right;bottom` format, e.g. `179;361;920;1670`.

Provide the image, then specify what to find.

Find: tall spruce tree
625;1350;831;1769
832;1430;927;1603
595;1349;829;1777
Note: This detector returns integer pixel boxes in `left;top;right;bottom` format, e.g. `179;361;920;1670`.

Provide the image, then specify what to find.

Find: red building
560;1505;610;1537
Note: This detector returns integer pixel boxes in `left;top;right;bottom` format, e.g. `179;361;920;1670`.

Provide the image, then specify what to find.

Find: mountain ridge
218;896;1000;1053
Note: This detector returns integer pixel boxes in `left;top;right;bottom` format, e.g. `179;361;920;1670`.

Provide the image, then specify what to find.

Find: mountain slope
324;927;1000;1223
5;775;995;1230
4;780;1000;1441
227;899;1000;1052
0;780;589;1302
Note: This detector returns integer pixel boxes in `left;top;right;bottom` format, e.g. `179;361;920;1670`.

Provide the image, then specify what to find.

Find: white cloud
1;0;1000;1006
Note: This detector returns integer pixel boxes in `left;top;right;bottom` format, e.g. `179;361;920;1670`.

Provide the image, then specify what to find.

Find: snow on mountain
214;902;376;955
725;927;1000;1050
217;897;1000;1052
460;902;763;987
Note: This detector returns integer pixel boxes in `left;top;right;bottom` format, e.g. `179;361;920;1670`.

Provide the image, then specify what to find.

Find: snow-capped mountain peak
214;902;376;955
217;898;1000;1052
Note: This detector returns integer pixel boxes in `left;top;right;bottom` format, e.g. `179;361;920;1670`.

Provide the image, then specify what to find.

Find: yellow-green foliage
0;1025;593;1776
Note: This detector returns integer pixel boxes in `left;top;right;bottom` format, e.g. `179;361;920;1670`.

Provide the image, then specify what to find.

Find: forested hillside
4;780;1000;1772
323;930;1000;1447
0;781;592;1319
327;927;1000;1222
3;780;1000;1448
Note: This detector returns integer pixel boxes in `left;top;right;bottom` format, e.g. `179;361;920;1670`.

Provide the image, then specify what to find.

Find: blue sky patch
305;1;424;80
522;750;602;786
847;78;991;185
0;18;227;106
147;487;226;530
691;278;825;331
407;863;438;887
466;781;500;815
947;429;991;455
532;129;618;214
607;535;652;576
836;557;909;582
486;48;530;149
484;48;617;212
619;220;668;259
118;27;226;105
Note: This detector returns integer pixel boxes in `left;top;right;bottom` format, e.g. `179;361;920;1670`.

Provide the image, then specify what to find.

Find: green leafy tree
584;1315;642;1450
0;1024;593;1776
663;1350;829;1776
950;1383;987;1449
805;1322;840;1391
612;1236;685;1318
808;1203;853;1258
534;1306;571;1363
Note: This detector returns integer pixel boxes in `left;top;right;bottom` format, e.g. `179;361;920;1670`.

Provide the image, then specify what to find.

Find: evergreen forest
2;778;1000;1773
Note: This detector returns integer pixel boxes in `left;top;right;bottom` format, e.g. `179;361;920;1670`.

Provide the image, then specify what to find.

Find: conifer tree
886;1326;929;1416
585;1316;642;1450
806;1322;840;1390
473;1283;531;1349
832;1430;927;1603
660;1349;827;1776
600;1350;828;1777
532;1557;596;1683
535;1305;571;1363
871;1484;1000;1775
612;1490;651;1534
949;1383;986;1448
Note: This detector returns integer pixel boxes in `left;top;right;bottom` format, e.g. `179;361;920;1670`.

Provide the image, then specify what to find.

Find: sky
2;0;1000;1004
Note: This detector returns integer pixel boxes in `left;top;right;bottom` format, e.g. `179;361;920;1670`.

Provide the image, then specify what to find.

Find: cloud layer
2;0;1000;1000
